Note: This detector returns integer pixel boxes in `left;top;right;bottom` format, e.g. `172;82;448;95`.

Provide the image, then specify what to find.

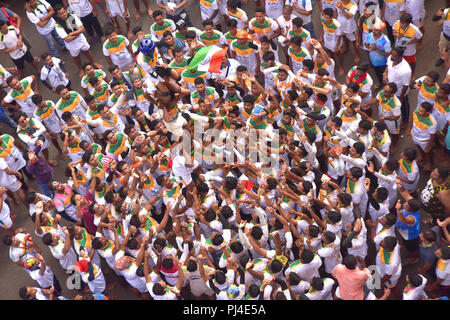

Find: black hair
337;193;352;206
162;257;174;270
376;187;389;202
327;210;341;224
386;82;398;93
323;8;334;17
204;208;216;222
403;148;417;161
408;273;423;287
353;142;365;157
323;231;336;244
187;259;198;272
308;225;320;237
92;237;102;250
317;68;329;77
251;226;263;240
384;213;397;227
300;249;314;264
212;234;224;246
19;287;30;300
288;272;301;285
302;59;314;71
383;236;398;251
385;158;399;172
374;121;387;132
343;254;357;270
224;176;238;190
350;166;363;180
248;284;260;298
292;17;303;27
311;277;324;291
42;233;54;246
420;102;433;113
358;119;373;131
215;270;226;284
2;235;13;246
25;192;37;204
230;241;243;254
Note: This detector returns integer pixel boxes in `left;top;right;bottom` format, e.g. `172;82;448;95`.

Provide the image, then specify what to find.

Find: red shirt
332;264;371;300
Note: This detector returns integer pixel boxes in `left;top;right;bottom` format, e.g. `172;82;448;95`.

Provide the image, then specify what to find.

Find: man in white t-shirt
42;226;78;271
25;0;66;58
40;53;71;92
291;0;315;38
54;4;101;77
0;21;40;77
63;0;105;40
384;46;411;130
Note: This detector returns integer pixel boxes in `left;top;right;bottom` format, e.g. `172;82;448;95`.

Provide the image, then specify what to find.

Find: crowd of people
0;0;449;301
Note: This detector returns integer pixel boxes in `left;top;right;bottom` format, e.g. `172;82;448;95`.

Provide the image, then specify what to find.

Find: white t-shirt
40;58;69;89
49;238;78;270
0;26;26;59
436;258;450;286
386;57;412;97
55;14;86;51
0;158;17;186
199;0;219;21
292;0;313;25
28;264;55;288
336;1;358;34
66;0;93;18
26;0;56;35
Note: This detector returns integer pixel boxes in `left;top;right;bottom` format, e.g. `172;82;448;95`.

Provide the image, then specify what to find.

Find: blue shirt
366;33;391;67
396;209;420;240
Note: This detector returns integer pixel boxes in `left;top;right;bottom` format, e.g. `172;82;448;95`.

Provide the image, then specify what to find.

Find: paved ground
0;0;448;300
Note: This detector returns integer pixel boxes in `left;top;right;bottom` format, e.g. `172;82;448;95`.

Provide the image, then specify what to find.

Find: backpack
1;7;17;28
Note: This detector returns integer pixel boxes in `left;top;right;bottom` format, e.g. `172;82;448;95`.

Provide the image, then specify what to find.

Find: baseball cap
176;19;187;30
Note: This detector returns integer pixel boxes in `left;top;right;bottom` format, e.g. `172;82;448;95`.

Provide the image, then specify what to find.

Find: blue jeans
42;28;66;57
303;21;316;39
37;183;54;199
0;106;17;131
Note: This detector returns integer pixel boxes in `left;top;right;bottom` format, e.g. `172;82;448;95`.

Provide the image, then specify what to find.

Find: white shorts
385;119;400;135
337;31;356;42
67;37;90;57
0;212;13;229
412;136;429;151
4;180;21;192
108;1;127;18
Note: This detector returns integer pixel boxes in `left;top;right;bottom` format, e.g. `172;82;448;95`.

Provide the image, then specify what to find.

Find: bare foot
135;11;141;20
58;152;66;160
147;8;153;17
354;55;360;64
127;31;133;40
338;67;344;76
78;69;85;78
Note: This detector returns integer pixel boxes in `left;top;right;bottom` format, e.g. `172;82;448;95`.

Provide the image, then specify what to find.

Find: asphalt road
0;0;448;300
